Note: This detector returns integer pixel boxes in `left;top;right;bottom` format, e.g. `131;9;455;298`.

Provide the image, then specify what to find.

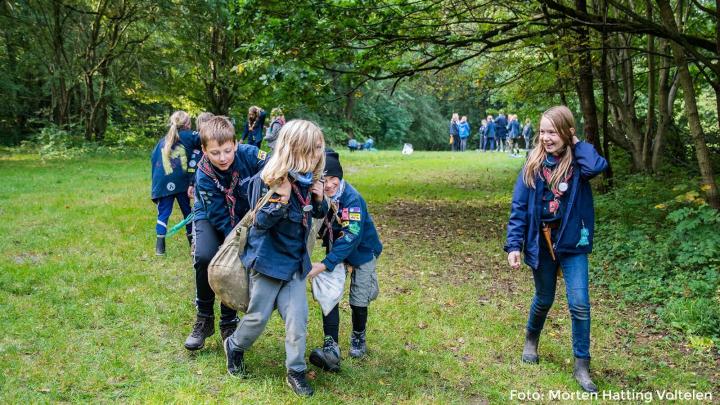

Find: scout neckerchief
197;155;241;226
291;182;313;228
541;154;573;215
321;180;346;250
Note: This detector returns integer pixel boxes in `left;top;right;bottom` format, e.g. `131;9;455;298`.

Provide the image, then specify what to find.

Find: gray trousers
229;270;308;372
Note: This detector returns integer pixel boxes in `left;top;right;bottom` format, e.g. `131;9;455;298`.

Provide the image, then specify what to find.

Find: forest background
1;0;719;348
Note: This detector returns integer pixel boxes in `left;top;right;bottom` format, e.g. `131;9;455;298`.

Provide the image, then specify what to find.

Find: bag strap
239;185;276;228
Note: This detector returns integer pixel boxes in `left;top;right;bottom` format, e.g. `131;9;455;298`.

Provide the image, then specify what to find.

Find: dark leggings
322;304;368;342
192;219;238;326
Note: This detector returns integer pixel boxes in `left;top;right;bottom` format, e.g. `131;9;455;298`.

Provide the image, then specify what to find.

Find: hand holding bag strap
239;185;276;228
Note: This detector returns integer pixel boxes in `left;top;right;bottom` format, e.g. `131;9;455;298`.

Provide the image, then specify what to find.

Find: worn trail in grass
0;150;717;403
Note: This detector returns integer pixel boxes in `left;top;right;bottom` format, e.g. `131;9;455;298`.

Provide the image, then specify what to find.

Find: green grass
1;150;717;403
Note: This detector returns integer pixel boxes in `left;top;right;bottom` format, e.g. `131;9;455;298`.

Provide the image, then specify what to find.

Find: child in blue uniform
224;119;327;397
150;110;201;255
307;150;383;372
241;106;267;148
183;116;267;351
504;105;607;393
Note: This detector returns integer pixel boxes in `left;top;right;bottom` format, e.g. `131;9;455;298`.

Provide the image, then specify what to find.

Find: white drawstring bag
312;263;346;316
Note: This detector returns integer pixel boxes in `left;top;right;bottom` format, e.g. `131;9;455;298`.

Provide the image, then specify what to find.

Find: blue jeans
527;246;591;359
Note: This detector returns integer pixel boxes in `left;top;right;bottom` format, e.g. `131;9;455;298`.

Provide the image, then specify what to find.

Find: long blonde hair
523;106;575;189
247;106;261;131
261;119;325;187
163;111;191;160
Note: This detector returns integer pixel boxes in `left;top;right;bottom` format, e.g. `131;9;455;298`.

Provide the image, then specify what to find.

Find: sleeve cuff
321;258;336;272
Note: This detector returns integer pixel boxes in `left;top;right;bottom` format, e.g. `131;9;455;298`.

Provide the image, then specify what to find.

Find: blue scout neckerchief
289;170;313;186
197;155;241;226
541;155;573;216
322;180;346;251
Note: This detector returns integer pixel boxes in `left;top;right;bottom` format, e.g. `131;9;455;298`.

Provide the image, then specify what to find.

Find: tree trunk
657;0;720;208
574;0;600;149
651;40;675;172
344;90;356;140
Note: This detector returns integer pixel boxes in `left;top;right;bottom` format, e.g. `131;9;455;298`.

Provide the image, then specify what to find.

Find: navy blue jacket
449;121;459;136
508;119;521;138
320;181;383;271
495;115;508;138
504;142;608;269
241;110;267;145
242;175;329;281
485;121;496;138
150;129;201;200
193;144;267;237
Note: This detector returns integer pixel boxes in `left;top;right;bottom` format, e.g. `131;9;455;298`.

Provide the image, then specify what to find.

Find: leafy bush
593;175;720;341
21;124;87;159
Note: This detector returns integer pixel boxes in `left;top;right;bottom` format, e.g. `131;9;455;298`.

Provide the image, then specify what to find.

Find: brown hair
199;116;235;148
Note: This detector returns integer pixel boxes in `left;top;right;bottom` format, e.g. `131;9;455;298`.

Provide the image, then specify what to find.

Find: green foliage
593;175;720;340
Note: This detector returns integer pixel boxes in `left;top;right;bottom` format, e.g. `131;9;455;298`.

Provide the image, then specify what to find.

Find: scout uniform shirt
320;180;383;271
192;144;267;237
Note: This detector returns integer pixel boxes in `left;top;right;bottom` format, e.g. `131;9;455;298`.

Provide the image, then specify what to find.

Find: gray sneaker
309;336;341;372
349;330;367;358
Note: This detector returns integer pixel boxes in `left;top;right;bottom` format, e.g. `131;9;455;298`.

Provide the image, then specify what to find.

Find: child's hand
308;262;326;280
187;185;194;200
311;180;324;202
276;178;291;203
508;251;521;269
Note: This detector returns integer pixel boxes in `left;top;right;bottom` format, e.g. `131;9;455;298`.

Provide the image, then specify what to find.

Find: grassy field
1;150;717;403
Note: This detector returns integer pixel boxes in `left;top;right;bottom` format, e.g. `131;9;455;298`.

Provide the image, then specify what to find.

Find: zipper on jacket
553;162;580;250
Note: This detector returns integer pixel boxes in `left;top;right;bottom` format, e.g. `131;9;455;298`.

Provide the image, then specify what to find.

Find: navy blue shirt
150;129;202;200
495;115;508;138
192;144;267;237
508;119;521;138
485;121;496;138
242;175;329;281
320;181;383;270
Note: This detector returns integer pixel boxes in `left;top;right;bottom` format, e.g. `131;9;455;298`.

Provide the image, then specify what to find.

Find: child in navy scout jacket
504;105;607;393
150;110;201;255
183;116;267;351
307;150;383;372
224;119;328;397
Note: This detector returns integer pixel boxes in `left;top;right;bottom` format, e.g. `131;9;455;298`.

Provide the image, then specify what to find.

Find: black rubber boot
155;236;166;256
184;315;214;351
223;338;247;378
521;330;540;364
349;330;367;358
309;336;341;372
286;369;314;397
573;358;598;393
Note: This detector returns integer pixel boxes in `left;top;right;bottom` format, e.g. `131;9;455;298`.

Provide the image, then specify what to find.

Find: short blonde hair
196;112;215;132
261;119;325;187
199;116;235;148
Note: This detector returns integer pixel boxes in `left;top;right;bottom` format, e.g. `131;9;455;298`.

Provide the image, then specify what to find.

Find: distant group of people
449;112;535;156
347;137;375;152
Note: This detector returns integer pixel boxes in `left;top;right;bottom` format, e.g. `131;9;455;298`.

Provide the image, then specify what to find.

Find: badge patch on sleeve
341;208;349;221
348;207;361;221
257;150;267;160
348;222;361;235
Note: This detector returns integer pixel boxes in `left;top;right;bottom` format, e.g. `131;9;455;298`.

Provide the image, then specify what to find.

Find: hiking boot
155;236;166;256
286;369;314;397
223;338;247;378
573;358;598;393
521;330;540;364
309;336;341;372
220;323;237;343
349;330;367;358
184;315;214;351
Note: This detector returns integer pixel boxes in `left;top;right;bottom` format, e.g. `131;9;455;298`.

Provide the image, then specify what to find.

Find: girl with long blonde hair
150;110;201;255
224;119;327;397
504;105;608;393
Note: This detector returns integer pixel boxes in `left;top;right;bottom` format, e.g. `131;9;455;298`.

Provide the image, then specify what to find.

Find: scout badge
207;187;275;312
166;213;194;237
